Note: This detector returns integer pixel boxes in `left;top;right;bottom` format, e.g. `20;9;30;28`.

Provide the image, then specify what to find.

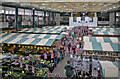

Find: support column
33;9;35;28
4;7;5;22
109;12;115;26
15;7;18;31
52;12;54;25
44;11;46;25
48;11;50;25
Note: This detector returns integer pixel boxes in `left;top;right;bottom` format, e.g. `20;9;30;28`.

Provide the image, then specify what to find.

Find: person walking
53;48;58;67
65;61;75;79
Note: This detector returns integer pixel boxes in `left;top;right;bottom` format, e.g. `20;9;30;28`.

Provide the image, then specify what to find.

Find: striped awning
0;37;55;46
83;36;120;43
83;42;119;52
19;26;65;34
0;33;63;40
89;27;119;35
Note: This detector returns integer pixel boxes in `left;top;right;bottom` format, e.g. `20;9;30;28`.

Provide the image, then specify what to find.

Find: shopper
53;48;58;67
68;42;71;52
65;61;75;78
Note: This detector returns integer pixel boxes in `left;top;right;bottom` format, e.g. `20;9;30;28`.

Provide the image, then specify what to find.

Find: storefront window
38;11;44;25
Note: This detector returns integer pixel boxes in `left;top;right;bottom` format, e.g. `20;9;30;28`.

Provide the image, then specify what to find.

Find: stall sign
37;47;39;50
26;64;29;71
28;46;30;48
2;44;4;46
8;44;10;46
18;44;21;47
44;47;46;50
40;47;43;50
44;54;47;59
51;54;54;59
32;67;34;73
34;46;36;48
31;46;33;49
47;47;49;49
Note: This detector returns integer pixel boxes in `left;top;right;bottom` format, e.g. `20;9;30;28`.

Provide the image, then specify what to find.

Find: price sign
26;64;29;71
37;55;40;60
20;63;22;68
32;67;34;73
28;56;30;61
44;54;47;59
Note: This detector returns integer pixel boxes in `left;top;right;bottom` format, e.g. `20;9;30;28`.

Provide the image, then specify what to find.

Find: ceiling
3;0;120;12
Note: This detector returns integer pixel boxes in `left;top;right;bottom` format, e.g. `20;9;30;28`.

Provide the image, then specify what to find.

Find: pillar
15;7;18;31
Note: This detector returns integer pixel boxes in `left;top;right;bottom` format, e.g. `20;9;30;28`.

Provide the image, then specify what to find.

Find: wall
69;17;97;27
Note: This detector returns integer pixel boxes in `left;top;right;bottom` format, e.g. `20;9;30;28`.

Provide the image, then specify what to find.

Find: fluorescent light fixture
42;3;46;6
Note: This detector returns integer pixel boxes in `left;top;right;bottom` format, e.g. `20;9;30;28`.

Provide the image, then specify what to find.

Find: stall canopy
99;61;120;78
0;36;55;46
19;26;66;34
83;36;120;43
83;42;119;52
0;33;63;40
89;27;120;35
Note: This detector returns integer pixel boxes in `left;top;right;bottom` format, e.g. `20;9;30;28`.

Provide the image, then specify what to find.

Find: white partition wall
69;17;97;27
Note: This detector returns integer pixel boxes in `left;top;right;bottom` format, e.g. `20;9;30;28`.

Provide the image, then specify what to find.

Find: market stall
99;61;120;78
0;33;63;40
18;26;66;34
83;36;120;43
89;27;120;37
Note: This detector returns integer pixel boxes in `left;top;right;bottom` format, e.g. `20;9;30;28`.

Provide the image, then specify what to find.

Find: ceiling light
42;3;46;6
109;8;112;10
104;5;107;6
113;7;116;8
93;4;96;5
63;5;66;7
